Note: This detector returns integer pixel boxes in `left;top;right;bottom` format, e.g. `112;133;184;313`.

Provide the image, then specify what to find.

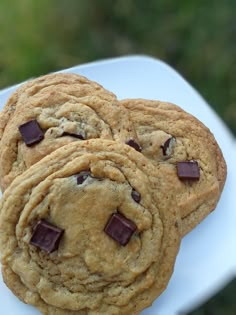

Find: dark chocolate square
30;219;64;253
18;119;44;146
104;213;136;246
177;161;200;180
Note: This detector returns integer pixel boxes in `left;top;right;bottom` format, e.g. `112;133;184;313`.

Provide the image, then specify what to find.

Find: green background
0;1;235;314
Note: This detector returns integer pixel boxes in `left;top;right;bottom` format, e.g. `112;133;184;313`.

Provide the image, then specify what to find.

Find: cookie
120;99;227;235
0;139;181;315
0;73;135;191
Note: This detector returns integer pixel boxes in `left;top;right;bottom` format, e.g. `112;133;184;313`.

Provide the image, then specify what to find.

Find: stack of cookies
0;73;226;315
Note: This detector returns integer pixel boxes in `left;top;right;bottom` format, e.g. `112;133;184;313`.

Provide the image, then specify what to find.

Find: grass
0;1;235;314
0;0;235;135
188;280;236;315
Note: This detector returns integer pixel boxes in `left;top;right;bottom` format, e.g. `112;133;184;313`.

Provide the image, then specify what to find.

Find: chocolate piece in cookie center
177;161;200;180
18;119;44;146
131;189;141;203
104;213;137;246
30;219;64;253
76;171;91;185
126;139;142;152
161;136;176;156
61;131;85;140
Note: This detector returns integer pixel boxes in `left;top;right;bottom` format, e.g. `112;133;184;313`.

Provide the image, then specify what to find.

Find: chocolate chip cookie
120;99;227;235
0;139;181;315
0;73;134;191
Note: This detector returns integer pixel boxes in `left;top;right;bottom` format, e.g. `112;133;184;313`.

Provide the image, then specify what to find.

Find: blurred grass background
0;0;235;314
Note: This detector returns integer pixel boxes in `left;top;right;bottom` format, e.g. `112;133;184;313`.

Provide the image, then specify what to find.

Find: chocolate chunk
18;119;44;146
126;139;142;152
76;171;90;185
62;131;85;140
177;161;200;180
131;189;141;203
104;213;137;246
30;219;64;253
161;136;176;156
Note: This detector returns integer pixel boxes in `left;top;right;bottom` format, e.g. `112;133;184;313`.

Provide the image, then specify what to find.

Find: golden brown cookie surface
121;99;227;235
0;73;134;191
0;139;181;315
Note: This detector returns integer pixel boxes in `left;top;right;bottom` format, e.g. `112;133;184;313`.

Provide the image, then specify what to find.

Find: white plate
0;55;236;315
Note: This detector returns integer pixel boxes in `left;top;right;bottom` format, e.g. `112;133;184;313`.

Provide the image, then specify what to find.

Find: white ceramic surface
0;56;235;315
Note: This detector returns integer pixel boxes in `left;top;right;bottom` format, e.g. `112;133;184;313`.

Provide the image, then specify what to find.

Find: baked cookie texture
0;139;181;315
0;72;227;314
120;99;227;235
0;73;135;191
